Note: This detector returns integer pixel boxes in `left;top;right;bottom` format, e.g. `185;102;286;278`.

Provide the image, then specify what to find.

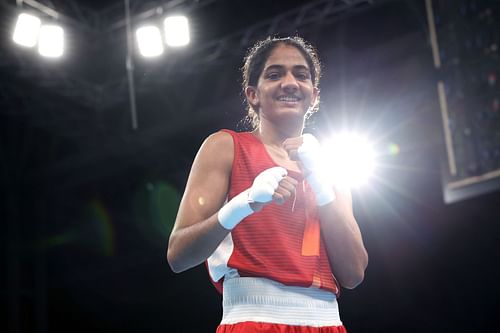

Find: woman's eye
296;73;308;80
267;72;280;80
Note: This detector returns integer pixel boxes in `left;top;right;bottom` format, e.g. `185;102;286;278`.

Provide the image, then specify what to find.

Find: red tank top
209;129;339;295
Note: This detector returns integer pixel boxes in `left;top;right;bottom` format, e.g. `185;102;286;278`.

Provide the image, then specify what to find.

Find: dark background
1;0;499;332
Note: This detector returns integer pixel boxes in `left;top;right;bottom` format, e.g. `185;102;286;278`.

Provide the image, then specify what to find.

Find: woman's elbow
166;235;186;273
340;257;368;289
341;270;365;289
166;247;185;273
166;251;178;273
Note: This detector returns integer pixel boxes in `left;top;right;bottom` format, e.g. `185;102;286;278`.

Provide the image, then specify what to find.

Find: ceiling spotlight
12;13;41;47
163;15;190;47
136;25;164;57
37;25;64;58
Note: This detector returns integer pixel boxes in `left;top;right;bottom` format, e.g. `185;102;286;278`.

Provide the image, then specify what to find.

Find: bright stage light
163;16;190;47
323;133;376;188
136;26;164;57
12;13;41;47
37;25;64;57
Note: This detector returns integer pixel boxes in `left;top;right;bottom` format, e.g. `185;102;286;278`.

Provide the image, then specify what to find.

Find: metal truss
98;0;221;33
166;0;383;70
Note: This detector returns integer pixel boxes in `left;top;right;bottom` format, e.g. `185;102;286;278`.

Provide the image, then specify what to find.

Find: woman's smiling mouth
277;95;300;103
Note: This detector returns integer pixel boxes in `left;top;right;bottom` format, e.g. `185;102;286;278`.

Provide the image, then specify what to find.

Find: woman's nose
281;72;299;92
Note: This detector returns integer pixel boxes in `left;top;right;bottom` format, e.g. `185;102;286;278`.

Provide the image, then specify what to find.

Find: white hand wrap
298;134;336;206
218;166;287;230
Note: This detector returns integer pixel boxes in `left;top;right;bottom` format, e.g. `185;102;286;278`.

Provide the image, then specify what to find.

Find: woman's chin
277;107;307;119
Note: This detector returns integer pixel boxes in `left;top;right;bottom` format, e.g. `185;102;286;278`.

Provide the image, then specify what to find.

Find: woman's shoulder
204;129;253;145
199;129;257;157
203;130;234;147
195;130;235;166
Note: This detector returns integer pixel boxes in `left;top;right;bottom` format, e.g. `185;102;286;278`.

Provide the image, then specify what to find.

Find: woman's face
246;44;318;125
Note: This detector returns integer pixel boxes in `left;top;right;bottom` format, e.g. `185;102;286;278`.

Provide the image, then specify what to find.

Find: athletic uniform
207;130;346;333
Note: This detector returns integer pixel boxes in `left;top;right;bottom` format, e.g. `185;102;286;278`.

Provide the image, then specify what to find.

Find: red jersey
207;129;339;295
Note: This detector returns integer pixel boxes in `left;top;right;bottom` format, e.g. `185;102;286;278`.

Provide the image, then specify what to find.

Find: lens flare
132;181;180;247
37;199;115;256
88;199;115;256
323;133;376;187
388;143;400;156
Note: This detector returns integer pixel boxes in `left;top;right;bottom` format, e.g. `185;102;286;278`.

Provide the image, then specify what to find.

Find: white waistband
221;277;342;327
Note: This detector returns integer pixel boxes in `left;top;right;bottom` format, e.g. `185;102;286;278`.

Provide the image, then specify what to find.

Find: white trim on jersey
207;232;239;282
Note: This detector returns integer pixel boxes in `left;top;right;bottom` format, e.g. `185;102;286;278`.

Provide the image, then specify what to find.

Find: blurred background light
12;12;41;47
37;24;64;57
136;25;164;57
163;15;189;47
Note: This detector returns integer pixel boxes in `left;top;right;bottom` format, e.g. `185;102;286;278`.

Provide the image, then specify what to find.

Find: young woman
167;36;368;333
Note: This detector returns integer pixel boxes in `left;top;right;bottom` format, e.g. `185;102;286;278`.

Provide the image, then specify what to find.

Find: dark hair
241;36;322;129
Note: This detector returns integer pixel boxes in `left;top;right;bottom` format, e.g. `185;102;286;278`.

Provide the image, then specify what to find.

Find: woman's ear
245;86;259;110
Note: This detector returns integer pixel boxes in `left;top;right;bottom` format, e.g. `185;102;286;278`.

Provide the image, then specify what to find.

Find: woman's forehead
264;44;309;68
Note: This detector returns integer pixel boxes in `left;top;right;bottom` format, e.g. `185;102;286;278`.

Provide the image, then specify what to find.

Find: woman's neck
254;117;304;147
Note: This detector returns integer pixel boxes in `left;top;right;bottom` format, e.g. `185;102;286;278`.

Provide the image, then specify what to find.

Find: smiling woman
245;44;319;132
242;37;321;130
167;36;368;333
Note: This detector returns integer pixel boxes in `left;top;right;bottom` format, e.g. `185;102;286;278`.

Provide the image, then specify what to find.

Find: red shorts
217;322;347;333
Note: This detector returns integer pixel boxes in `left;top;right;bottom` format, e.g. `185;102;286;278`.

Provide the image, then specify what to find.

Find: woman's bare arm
167;131;234;273
318;187;368;289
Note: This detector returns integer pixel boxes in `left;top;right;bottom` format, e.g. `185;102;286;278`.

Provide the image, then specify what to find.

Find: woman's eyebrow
263;64;310;72
293;65;310;71
263;64;284;72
